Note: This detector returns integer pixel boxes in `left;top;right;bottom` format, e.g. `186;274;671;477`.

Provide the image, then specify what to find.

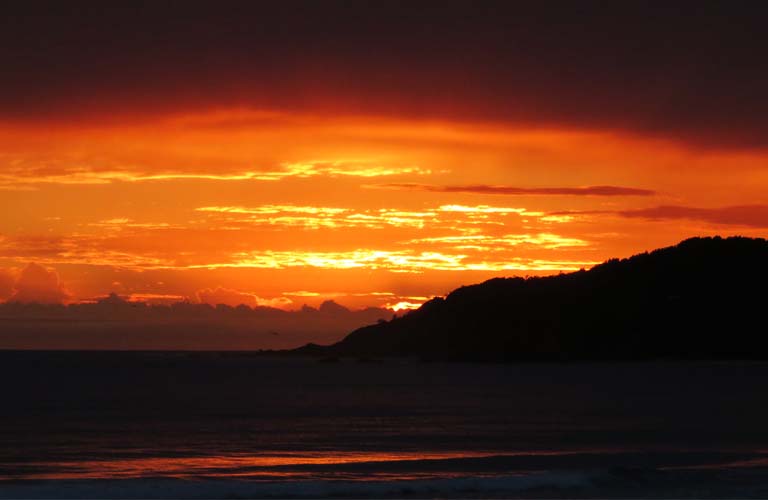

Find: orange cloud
196;286;292;309
0;200;597;278
193;203;572;233
195;205;438;230
0;155;430;189
125;293;188;304
1;106;767;308
205;249;597;273
406;233;590;250
9;263;70;304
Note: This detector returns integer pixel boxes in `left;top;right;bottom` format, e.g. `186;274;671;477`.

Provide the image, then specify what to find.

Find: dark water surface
3;351;768;497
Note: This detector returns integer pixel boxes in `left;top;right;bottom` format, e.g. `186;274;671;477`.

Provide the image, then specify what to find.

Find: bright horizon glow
2;108;768;311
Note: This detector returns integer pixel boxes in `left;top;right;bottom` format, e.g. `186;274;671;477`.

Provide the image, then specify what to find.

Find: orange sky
2;108;767;310
2;3;768;312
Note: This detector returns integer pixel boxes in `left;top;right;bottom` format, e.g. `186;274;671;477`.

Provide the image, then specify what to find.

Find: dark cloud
0;269;14;300
1;2;767;147
378;183;656;196
0;296;390;350
618;205;768;228
547;204;768;228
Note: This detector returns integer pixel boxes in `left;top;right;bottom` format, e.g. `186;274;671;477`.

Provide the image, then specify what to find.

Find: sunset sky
1;2;767;311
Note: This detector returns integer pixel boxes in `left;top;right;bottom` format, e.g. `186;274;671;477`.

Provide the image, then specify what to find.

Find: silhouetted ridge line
297;236;768;361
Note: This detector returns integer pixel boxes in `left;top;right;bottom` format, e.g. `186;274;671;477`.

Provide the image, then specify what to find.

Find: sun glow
3;107;768;309
387;300;425;312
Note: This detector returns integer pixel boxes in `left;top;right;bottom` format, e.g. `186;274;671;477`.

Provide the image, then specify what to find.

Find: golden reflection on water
4;451;496;480
2;449;625;481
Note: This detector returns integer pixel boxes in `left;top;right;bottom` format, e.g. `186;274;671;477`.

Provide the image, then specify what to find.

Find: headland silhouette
291;236;768;361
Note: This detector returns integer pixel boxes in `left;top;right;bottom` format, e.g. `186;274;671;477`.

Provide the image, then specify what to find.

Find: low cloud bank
0;293;391;351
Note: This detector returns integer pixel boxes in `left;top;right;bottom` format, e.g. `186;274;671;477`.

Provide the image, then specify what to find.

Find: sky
1;1;767;311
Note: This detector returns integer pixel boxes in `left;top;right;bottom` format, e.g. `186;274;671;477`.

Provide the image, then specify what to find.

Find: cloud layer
2;4;767;147
378;184;656;196
618;205;768;228
1;3;767;311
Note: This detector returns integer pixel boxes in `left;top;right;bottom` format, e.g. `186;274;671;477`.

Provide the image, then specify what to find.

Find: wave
0;471;591;499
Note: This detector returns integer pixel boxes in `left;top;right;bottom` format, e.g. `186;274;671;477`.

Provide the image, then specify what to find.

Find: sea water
2;352;768;497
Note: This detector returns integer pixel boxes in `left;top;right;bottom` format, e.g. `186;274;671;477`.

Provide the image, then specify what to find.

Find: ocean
2;351;768;498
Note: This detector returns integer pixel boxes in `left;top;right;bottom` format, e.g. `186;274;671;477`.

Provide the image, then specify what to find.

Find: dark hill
308;236;768;361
